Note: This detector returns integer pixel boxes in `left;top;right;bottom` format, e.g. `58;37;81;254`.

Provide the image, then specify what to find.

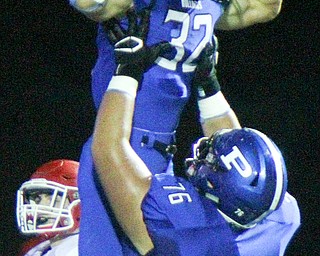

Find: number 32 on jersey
156;10;214;73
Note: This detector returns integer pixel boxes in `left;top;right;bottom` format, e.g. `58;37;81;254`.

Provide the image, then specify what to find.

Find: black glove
192;43;221;99
103;8;171;83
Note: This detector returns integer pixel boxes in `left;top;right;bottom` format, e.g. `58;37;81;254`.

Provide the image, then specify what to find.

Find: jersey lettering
163;182;193;204
168;193;192;204
163;182;187;190
183;14;213;72
156;10;213;72
181;0;203;9
220;146;253;177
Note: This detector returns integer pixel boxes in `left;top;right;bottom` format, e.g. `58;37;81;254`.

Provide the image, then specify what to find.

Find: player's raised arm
216;0;283;30
91;9;171;255
69;0;133;21
192;42;241;137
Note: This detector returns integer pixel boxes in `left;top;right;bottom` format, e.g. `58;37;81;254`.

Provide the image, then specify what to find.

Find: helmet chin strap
219;210;257;230
205;192;219;204
205;192;257;230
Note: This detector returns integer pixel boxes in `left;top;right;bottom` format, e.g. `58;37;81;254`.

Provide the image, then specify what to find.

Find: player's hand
192;43;221;99
103;8;171;83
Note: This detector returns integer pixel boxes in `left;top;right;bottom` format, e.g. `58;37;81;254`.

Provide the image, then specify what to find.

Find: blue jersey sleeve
142;174;239;256
234;192;301;256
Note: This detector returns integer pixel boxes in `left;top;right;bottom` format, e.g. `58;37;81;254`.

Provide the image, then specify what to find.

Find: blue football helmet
186;128;287;229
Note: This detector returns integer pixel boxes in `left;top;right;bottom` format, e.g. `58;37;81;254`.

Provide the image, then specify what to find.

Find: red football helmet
16;159;80;240
18;236;49;256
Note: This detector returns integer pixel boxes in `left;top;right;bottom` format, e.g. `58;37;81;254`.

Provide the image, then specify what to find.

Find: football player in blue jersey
92;35;300;255
75;7;242;254
69;0;285;254
70;0;283;174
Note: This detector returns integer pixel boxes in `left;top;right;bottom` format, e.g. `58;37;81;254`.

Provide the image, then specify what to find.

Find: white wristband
107;76;138;98
198;91;231;121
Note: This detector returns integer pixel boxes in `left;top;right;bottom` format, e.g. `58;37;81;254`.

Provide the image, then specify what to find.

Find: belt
141;135;177;159
133;127;177;159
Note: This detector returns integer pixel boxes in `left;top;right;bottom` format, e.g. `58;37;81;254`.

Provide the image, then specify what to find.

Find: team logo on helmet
186;128;287;229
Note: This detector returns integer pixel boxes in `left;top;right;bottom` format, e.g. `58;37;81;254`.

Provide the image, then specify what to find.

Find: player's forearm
201;109;241;137
70;0;133;21
196;90;241;136
92;90;154;255
216;0;283;30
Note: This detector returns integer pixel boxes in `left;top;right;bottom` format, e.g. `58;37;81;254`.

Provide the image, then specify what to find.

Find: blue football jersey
92;0;225;174
92;0;224;133
234;192;301;256
142;173;240;255
78;1;228;255
142;175;300;256
77;137;126;256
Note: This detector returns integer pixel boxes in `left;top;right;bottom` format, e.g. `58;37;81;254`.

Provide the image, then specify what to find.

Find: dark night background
2;1;319;255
